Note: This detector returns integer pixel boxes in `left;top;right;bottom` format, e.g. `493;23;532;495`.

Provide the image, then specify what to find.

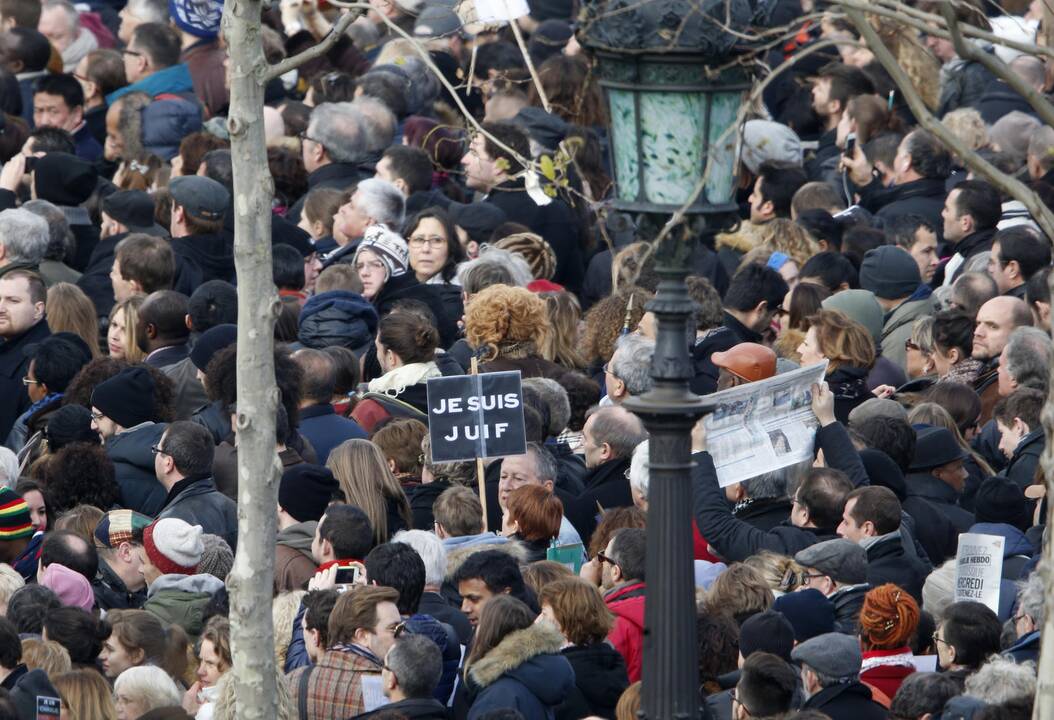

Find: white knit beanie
354;225;409;280
144;518;205;575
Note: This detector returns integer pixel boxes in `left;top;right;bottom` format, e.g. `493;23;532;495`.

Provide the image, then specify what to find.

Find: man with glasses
89;366;169;515
1005;569;1043;665
5;334;88;452
858;245;935;371
793;538;871;634
362;634;446;720
598;527;646;683
732;652;798;720
933;601;1001;685
153;420;237;552
288;585;402;719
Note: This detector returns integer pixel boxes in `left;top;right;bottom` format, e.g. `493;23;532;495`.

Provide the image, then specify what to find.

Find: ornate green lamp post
581;3;755;717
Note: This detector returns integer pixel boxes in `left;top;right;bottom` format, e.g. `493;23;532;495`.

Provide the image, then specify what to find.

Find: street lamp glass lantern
593;51;750;215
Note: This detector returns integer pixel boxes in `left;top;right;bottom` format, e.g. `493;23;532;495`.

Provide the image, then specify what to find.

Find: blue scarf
24;392;61;418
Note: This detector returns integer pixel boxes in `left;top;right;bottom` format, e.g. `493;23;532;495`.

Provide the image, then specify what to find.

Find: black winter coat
170;233;235;284
830;583;869;634
799;681;888;720
156;474;239;552
937;57;995;118
975;80;1039;125
1004;428;1043;491
864;533;930;603
483;179;585;295
859;177;947;239
556;643;629;720
904;472;975;535
286;161;371;223
900;483;961;566
105;422;169;516
558;457;633;545
0;319;49;443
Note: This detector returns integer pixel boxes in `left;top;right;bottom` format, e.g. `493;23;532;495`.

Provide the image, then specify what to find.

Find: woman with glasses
463;594;575;720
404;207;465;326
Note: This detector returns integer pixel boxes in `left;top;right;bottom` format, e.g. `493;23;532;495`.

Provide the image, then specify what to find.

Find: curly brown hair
581;288;653;366
464;284;549;361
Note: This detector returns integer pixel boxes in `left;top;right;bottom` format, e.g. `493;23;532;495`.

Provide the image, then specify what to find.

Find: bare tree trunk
221;0;281;717
1033;263;1054;718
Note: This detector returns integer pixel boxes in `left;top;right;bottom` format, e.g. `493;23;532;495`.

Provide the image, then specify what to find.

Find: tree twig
940;2;1054;128
508;17;551;113
264;8;364;81
845;7;1054;241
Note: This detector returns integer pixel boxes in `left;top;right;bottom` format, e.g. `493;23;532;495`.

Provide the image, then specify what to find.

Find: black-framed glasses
932;632;949;646
90;410;104;421
393;621;408;639
596;551;616;567
298;130;320;146
150;444;170;457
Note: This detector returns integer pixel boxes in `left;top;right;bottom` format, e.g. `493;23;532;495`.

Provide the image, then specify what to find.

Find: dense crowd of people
0;0;1048;717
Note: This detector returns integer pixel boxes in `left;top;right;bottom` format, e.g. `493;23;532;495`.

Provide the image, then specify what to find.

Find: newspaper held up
703;361;829;488
954;532;1004;613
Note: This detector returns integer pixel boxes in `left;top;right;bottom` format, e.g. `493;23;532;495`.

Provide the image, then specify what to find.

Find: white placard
954;532;1004;613
474;0;529;22
360;674;388;712
910;655;938;673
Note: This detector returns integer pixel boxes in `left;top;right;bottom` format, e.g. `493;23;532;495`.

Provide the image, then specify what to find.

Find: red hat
712;343;777;383
143;518;203;576
527;279;564;293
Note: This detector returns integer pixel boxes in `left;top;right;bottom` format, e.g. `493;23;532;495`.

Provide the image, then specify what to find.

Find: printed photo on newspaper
703;361;829;488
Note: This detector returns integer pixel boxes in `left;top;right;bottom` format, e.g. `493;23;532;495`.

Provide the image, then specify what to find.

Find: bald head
951;271;998;320
973;296;1033;361
582;405;648;468
1011;55;1046;92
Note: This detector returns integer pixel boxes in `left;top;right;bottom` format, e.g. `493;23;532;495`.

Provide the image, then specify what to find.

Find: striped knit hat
493;233;556;280
0;488;33;540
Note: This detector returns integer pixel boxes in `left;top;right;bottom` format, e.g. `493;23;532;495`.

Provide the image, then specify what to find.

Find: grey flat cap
794;539;868;585
791;632;862;680
848;398;908;429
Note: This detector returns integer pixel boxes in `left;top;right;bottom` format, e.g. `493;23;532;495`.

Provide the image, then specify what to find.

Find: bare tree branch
845;7;1054;241
264;8;364;81
508;19;551;112
939;1;1054;128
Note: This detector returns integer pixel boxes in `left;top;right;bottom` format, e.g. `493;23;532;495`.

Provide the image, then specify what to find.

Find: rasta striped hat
0;487;33;540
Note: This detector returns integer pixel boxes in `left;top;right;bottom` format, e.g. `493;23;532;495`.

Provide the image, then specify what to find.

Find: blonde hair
52;669;117;720
0;563;24;611
807;309;876;371
616;682;642;720
211;670;296;720
753;218;821;268
943;108;988;153
326;439;412;544
742;552;807;595
581;288;653;365
21;638;72;676
45;283;102;358
539;291;586;369
109;296;145;363
273;591;307;667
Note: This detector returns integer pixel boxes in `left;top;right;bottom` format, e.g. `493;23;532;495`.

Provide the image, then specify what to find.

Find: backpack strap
297;666;314;720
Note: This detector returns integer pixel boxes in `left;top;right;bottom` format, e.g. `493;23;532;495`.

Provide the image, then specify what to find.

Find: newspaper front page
704;361;829;488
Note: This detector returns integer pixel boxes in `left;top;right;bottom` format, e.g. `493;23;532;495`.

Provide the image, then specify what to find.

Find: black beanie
738;610;795;661
191;324;238;372
44;405;99;450
90;367;157;428
34;152;98;206
974;477;1030;531
279;464;340;523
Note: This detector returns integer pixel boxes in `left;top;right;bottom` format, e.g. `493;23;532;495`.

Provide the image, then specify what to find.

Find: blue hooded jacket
297;290;378;352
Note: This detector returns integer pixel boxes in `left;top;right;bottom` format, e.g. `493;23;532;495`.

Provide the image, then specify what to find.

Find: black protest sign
426;371;526;462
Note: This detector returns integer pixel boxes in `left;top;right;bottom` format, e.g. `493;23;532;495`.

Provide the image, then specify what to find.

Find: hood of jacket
469;622;573;701
298;290;378;350
605;582;645;631
141;96;204;161
277;521;317;554
968;522;1034;556
148;572;225;598
885;295;935;337
107;63;195;103
562;642;628;708
444;535;527;580
106;422;167;468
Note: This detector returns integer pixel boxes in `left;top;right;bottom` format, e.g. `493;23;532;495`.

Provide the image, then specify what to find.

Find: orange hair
860;583;920;650
506;484;563;542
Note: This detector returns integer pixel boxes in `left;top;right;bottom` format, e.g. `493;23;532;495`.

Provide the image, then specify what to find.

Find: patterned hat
169;0;223;39
94;509;152;549
354;225;409;280
0;488;33;541
493;232;556;280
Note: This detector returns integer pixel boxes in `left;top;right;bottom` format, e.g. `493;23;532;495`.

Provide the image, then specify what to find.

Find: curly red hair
859;583;920;650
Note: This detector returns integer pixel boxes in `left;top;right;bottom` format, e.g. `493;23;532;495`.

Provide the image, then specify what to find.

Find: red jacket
860;647;915;700
605;582;645;682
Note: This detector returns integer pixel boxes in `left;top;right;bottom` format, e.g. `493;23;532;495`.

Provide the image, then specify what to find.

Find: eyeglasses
21;376;41;386
356;260;386;273
408;235;447;249
932;632;950;646
121;48;142;57
596;551;616;567
150;444;170;457
394;621;408;639
90;410;104;421
298;130;320;146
